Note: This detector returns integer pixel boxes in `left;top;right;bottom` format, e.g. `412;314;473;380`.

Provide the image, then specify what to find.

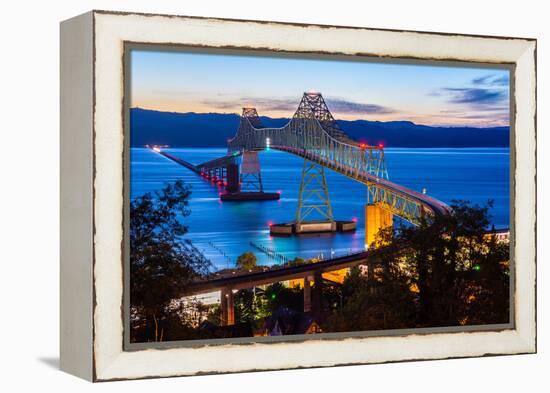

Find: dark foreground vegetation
130;181;509;343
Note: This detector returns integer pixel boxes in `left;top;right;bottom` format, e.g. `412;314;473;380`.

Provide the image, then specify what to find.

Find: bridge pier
226;163;240;193
365;203;393;249
311;270;324;318
240;151;263;192
220;288;235;326
218;151;280;201
303;276;312;313
294;158;337;234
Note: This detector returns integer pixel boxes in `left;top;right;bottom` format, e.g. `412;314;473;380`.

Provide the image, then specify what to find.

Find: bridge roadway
272;145;453;218
156;150;202;174
167;143;452;219
225;93;453;224
185;250;376;325
184;250;370;296
153;93;452;224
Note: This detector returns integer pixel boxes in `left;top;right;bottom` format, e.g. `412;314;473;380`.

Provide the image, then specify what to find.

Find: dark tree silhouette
323;200;509;332
130;180;212;342
394;200;509;327
324;262;417;332
236;251;257;271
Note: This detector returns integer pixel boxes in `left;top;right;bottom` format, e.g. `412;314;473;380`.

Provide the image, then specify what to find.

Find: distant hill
130;108;510;148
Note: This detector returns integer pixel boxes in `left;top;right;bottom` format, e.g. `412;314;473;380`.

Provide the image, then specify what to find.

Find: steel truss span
222;92;452;225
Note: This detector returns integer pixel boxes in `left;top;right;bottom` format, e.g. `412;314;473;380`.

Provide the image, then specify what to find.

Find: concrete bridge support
303;277;312;313
311;271;324;318
365;203;393;249
302;272;324;317
221;288;235;326
226;163;240;193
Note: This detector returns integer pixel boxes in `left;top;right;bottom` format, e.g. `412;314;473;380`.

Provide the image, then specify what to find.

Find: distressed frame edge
89;11;536;381
91;8;537;42
59;11;95;381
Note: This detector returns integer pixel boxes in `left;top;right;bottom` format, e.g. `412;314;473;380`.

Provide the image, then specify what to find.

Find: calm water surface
130;147;510;270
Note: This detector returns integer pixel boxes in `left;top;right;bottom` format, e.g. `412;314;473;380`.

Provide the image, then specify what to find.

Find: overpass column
227;290;235;325
303;276;312;313
311;270;323;318
365;203;393;249
220;288;235;326
221;289;228;325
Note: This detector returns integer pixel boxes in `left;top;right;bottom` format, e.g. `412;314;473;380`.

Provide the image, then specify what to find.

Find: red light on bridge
267;221;273;227
378;143;384;148
352;217;358;223
359;143;367;149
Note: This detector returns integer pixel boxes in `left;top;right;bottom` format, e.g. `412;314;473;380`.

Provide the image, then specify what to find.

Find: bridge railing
229;116;388;178
227;113;449;225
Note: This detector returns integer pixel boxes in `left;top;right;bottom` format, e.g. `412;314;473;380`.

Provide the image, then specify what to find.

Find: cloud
441;87;507;105
472;75;494;85
200;100;239;110
472;73;510;87
202;97;296;112
490;75;510;86
430;76;510;126
324;98;395;115
203;96;395;116
244;98;298;112
442;111;509;122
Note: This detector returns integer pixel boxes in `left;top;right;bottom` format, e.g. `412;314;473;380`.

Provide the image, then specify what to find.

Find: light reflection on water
130;147;510;270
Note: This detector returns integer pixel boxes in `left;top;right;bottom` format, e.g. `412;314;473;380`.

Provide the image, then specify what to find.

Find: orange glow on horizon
131;101;510;129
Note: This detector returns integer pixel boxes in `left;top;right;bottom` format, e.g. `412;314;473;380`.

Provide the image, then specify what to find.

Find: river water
130;147;510;270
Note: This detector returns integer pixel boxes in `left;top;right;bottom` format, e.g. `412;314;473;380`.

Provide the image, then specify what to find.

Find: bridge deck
184;251;370;295
273;145;452;218
157;151;201;174
158;146;450;219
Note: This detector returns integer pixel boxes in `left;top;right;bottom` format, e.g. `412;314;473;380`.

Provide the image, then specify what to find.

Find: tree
460;225;510;324
262;282;303;314
288;257;306;267
236;251;257;271
130;180;213;342
324;259;416;332
233;288;270;325
396;200;509;327
232;282;303;326
323;200;509;332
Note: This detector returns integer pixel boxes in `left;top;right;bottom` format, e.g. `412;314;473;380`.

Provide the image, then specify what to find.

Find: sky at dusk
130;49;510;128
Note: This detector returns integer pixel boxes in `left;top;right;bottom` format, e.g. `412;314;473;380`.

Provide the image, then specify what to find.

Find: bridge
185;251;377;326
185;225;509;326
164;92;451;246
150;92;454;327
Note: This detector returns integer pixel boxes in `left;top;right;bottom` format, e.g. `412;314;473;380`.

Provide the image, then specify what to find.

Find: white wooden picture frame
60;10;536;381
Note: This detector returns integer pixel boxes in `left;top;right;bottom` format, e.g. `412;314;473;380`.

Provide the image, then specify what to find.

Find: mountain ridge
130;107;510;148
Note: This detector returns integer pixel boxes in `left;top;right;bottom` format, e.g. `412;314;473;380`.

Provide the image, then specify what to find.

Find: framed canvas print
60;10;537;381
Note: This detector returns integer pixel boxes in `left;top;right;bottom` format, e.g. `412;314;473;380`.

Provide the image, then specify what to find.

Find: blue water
130;147;510;270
